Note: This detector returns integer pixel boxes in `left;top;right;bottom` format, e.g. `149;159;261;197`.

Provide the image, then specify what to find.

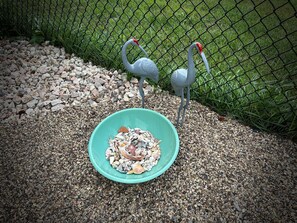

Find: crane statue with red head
171;42;210;127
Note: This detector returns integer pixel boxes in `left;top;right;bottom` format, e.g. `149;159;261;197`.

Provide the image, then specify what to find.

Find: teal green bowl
88;108;179;184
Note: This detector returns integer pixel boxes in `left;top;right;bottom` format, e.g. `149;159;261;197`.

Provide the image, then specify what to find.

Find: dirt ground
1;92;296;222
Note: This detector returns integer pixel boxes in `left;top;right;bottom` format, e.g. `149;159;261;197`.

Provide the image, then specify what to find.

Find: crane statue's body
122;38;159;108
171;42;210;127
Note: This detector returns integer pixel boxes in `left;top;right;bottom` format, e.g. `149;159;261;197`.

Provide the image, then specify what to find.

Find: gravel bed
0;39;154;124
0;39;296;222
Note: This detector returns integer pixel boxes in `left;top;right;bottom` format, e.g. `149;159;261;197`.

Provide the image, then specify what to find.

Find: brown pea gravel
0;92;296;223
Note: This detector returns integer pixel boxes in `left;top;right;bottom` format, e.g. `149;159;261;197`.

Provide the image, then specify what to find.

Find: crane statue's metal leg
139;77;145;108
181;86;190;125
176;88;184;127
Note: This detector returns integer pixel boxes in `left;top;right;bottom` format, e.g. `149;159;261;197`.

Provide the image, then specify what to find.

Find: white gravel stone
61;72;68;78
145;85;153;93
127;92;134;98
8;101;15;109
123;94;130;102
95;77;105;86
89;84;95;91
27;99;39;108
37;100;51;108
49;94;58;100
50;99;63;106
51;104;65;112
71;91;80;98
42;73;51;79
37;65;48;74
96;86;105;92
13;96;22;105
131;77;138;84
91;89;99;97
15;104;23;112
72;100;81;107
88;100;98;107
21;95;33;104
25;108;34;115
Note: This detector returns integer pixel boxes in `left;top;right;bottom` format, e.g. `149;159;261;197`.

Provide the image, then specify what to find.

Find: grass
0;0;296;140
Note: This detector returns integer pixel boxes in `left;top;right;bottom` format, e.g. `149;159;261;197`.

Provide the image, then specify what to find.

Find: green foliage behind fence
0;0;296;140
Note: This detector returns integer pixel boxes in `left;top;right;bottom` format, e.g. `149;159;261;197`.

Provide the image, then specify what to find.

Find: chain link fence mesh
0;0;296;140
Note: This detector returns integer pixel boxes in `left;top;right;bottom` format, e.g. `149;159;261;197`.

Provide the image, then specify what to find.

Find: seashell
113;141;119;151
109;156;115;164
152;150;161;160
114;153;120;161
134;148;142;156
154;139;160;144
127;144;136;156
127;163;145;174
120;148;144;161
117;164;124;172
141;150;147;157
149;156;155;162
120;142;127;147
130;136;139;145
118;126;129;133
112;161;119;168
115;135;125;140
105;149;111;158
130;135;138;140
126;160;132;166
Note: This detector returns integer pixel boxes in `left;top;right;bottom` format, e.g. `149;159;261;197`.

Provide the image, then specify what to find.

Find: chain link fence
1;0;296;140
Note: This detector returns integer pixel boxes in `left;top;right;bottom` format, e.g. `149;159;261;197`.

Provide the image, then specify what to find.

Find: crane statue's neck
186;43;196;86
122;39;134;72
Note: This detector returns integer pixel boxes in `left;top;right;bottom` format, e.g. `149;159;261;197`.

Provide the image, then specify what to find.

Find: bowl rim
88;108;179;184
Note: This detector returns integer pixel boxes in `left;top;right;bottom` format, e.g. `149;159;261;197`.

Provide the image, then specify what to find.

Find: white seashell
149;156;155;162
141;150;147;157
109;156;115;164
152;150;160;160
112;160;119;167
115;135;125;140
105;149;111;158
135;150;141;156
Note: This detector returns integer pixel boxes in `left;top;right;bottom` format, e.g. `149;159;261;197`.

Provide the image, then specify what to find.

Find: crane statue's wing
134;58;158;77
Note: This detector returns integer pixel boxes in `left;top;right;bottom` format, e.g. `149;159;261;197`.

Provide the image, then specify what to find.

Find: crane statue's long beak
201;52;210;73
138;45;148;58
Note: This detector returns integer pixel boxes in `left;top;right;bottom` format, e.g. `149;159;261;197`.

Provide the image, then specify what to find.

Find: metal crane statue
122;38;159;108
171;42;210;127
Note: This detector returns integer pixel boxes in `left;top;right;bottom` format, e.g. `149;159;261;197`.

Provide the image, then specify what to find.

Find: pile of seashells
105;126;161;174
